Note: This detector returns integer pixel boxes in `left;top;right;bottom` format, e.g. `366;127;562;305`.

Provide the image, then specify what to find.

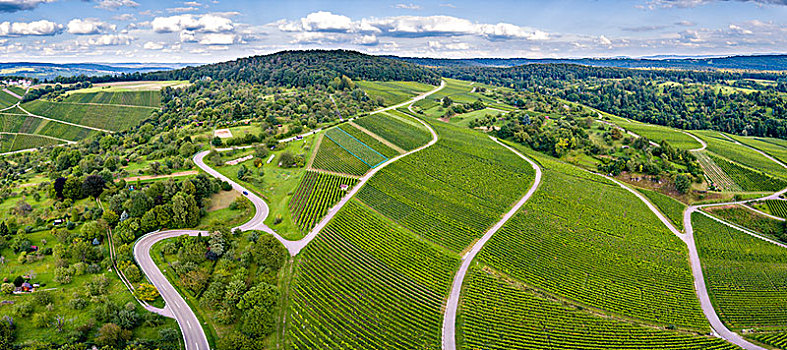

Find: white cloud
0;0;54;13
86;34;133;46
0;20;62;36
67;18;116;35
152;14;234;33
394;3;421;10
198;33;236;45
143;41;164;49
94;0;139;10
183;1;202;6
599;35;612;45
167;6;198;13
179;30;197;42
352;34;379;45
112;13;136;21
427;40;471;50
728;24;753;34
280;11;354;32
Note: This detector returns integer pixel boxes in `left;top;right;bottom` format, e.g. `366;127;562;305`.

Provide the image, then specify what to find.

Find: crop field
22;99;156;131
637;188;686;230
355;80;435;106
341;123;401;157
63;90;160;107
0;133;64;152
459;267;739;350
0;89;18;108
353;111;431;151
729;135;787;166
324;126;388;167
694;151;741;191
0;113;43;134
445;108;505;127
704;205;783;241
36;120;97;140
692;130;787;179
478;151;708;329
311;136;371;176
357;121;535;252
693;213;787;329
708;153;787;192
79;80;189;92
763;200;787;218
289;170;359;232
607;117;702;150
287;200;458;350
750;332;787;349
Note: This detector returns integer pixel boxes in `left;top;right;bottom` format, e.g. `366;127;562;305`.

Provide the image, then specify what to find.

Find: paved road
442;137;542;350
133;82;446;350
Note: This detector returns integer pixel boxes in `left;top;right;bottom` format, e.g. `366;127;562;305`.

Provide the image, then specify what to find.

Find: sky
0;0;786;63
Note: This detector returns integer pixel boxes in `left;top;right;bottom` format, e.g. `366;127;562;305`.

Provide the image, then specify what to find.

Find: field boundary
325;127;388;168
348;121;406;154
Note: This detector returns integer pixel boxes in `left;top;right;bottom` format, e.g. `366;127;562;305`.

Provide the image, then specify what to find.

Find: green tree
134;283;160;302
171;193;200;228
211;136;223;147
96;323;131;347
63;177;83;200
82;175;106;198
675;174;691;194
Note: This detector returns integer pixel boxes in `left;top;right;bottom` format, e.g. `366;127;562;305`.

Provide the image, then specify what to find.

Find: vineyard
341;123;401;157
355;80;435;105
353;111;431;151
730;135;787;166
324;127;388;167
0;133;64;152
63;90;161;107
694;151;741;191
693;213;787;329
750;332;787;349
36;120;97;141
287;200;458;350
709;153;787;192
693;130;787;180
311;136;371;176
21;99;157;131
764;200;787;218
357;121;534;252
637;188;686;231
609;117;702;150
477;152;709;329
288;170;359;233
459;267;739;350
704;205;784;241
0;90;18;109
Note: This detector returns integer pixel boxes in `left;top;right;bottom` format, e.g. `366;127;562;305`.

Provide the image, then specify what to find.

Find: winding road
442;137;542;350
133;81;445;350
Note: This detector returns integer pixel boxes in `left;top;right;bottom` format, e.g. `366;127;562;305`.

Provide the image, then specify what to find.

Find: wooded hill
144;50;441;87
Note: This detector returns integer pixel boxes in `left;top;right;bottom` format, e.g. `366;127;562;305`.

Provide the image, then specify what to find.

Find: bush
134;283;160;302
124;265;141;283
0;283;13;294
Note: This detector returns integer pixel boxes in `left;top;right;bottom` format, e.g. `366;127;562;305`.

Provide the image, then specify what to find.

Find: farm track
133;81;445;350
614;131;787;350
442;137;542;350
15;103;113;133
48;101;159;109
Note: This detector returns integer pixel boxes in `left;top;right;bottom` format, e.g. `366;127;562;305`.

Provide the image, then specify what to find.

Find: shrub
134;283;160;302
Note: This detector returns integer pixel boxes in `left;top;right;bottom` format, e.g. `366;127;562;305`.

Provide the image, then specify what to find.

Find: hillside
145;50;441;87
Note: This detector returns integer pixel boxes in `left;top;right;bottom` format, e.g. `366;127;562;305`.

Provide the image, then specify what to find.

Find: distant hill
387;54;787;71
146;50;442;86
0;62;190;80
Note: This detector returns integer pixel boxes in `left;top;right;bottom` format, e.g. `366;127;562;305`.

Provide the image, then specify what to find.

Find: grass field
22;99;156;131
355;80;435;106
0;89;19;108
693;212;787;329
444;108;505;127
477;149;708;329
730;135;787;166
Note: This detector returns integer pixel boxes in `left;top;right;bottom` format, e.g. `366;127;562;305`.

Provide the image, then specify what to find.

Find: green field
287;199;459;350
324;126;388;167
691;130;787;180
355;80;435;106
0;133;65;152
637;187;686;231
704;205;784;241
353;111;431;151
341;123;401;157
0;89;19;108
445;108;505;127
311;136;370;176
357;121;535;252
730;135;787;166
63;90;161;107
477;150;708;329
763;200;787;218
607;116;702;150
693;212;787;329
459;267;738;350
708;153;787;192
73;80;189;93
288;170;358;233
22;99;157;131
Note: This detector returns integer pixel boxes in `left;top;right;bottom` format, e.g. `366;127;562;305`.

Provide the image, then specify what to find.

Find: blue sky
0;0;785;63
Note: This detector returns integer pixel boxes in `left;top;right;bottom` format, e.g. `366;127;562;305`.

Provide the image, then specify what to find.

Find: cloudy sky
0;0;786;63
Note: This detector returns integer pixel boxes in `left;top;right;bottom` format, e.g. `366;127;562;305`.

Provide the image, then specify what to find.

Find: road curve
442;137;542;350
133;81;447;350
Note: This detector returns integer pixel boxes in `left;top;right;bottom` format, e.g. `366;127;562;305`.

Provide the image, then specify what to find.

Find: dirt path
306;133;323;169
443;137;542;350
3;88;22;100
348;121;406;154
123;170;198;182
16;104;112;133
